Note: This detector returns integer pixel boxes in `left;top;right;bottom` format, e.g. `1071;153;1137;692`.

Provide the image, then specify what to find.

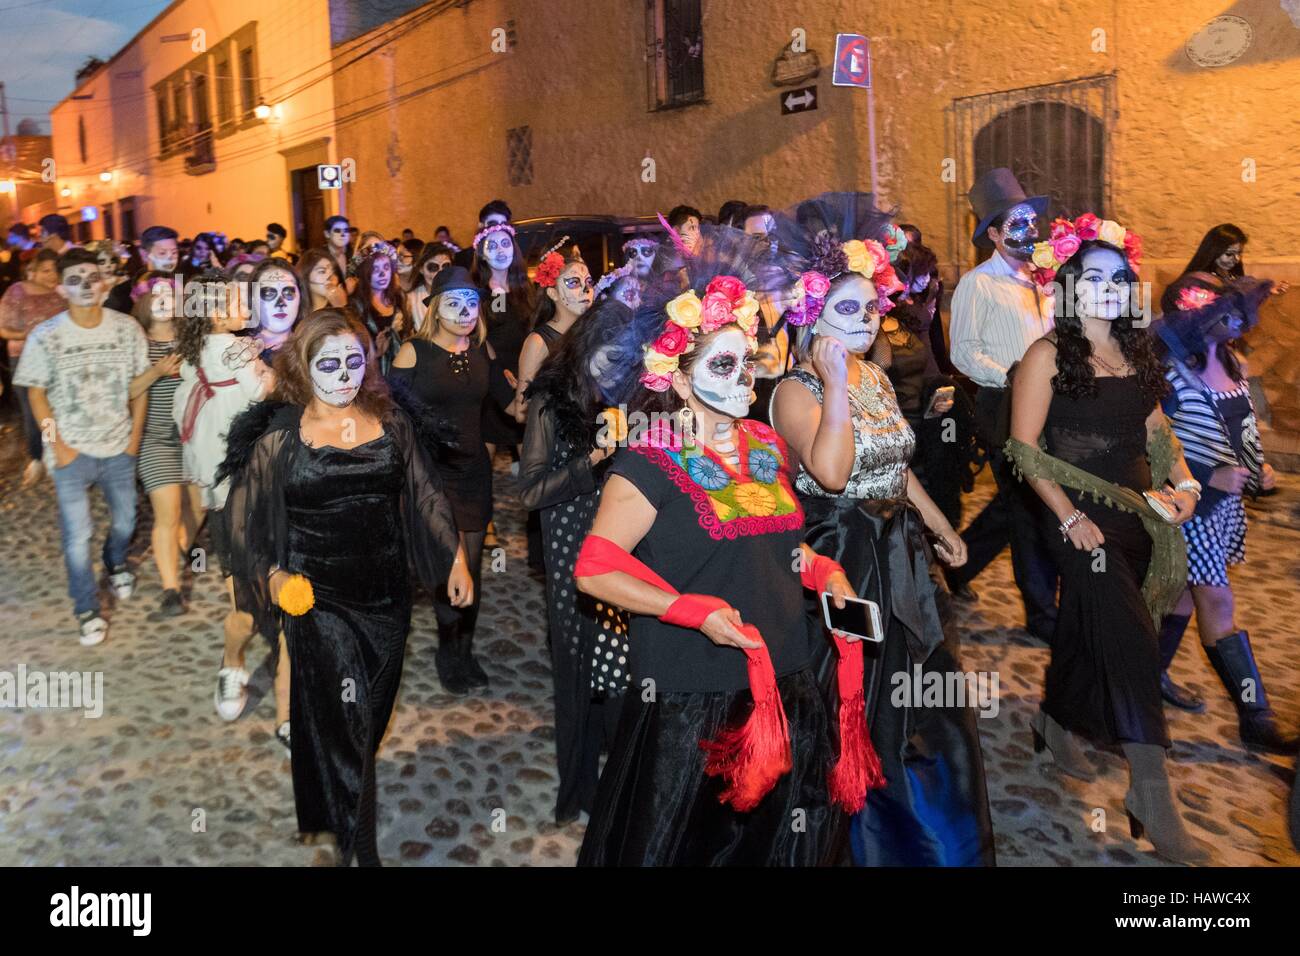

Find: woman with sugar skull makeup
218;310;472;866
388;266;515;696
574;225;877;866
1008;226;1210;864
518;287;641;824
769;192;994;867
247;258;306;367
471;220;533;460
349;243;409;376
513;245;595;423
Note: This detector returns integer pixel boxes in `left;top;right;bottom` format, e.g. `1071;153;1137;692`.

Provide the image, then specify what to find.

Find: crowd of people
0;173;1295;866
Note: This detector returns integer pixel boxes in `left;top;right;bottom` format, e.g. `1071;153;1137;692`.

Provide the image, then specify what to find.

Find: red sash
179;366;238;443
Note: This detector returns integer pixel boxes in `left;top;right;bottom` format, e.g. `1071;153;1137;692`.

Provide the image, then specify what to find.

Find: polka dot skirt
1181;494;1247;588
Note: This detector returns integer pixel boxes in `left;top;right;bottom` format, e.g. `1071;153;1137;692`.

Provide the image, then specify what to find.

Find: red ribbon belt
179;366;239;444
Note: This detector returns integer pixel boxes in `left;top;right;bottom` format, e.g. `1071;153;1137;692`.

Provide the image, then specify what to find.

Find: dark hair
324;215;350;233
248;257;306;328
352;248;407;327
527;299;637;449
39;214;71;241
1049;240;1166;402
1182;223;1247;279
175;269;233;366
717;200;748;228
29;247;60;270
435;225;451;235
478;199;512;224
8;222;31;240
266;222;287;239
471;232;534;318
1157;273;1246;382
402;238;424;256
56;247;99;277
667;205;702;230
272;309;394;422
743;204;772;222
898;222;922;244
412;242;456;290
141;225;178;250
247;240;270;256
529;253;587;331
297;247;344;308
893;242;938;289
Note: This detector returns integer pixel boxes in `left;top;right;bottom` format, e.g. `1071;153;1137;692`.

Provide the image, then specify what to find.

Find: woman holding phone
770;193;994;867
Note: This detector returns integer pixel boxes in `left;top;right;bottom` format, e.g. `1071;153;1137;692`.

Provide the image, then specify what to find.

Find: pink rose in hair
1049;233;1081;262
865;240;891;278
699;291;735;333
639;370;673;392
1049;218;1075;241
1073;213;1100;241
802;271;831;299
705;275;747;306
1122;231;1143;271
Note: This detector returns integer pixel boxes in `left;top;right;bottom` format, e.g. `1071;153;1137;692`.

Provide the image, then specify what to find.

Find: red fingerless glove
801;553;845;594
661;593;731;630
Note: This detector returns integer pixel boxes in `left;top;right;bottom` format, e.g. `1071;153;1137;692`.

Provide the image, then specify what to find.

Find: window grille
645;0;704;110
507;126;533;186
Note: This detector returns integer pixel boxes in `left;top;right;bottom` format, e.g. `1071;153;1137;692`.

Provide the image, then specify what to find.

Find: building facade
49;0;342;251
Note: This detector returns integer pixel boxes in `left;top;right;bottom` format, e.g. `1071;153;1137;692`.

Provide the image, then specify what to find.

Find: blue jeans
14;385;44;462
51;451;138;617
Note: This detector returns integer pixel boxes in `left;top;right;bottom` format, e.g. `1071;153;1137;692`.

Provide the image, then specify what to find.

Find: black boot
460;630;489;692
1158;613;1205;712
1204;630;1298;755
435;623;471;697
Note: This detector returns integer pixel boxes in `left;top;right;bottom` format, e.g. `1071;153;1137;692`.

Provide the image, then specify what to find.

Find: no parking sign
832;33;871;88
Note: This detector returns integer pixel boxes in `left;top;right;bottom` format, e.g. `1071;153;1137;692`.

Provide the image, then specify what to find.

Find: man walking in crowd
324;215;352;276
266;222;292;262
38;214;74;255
947;168;1059;641
13;248;150;646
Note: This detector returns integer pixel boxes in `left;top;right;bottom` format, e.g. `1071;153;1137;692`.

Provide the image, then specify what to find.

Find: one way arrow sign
780;85;818;115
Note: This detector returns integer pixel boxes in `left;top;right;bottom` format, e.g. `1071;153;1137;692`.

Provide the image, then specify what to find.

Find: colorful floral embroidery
634;421;803;540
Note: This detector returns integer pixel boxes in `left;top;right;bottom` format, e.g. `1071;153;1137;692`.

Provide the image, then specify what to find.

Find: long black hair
471;231;534;319
1182;223;1247;279
1050;240;1166;402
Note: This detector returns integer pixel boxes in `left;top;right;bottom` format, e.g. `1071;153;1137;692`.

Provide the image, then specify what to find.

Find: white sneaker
78;615;108;646
109;569;135;601
214;666;251;722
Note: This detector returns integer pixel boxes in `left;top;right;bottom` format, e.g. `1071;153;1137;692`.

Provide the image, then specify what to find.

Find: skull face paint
999;203;1039;261
623;240;658;278
370;256;392;292
552;262;594;315
146;238;179;273
690;328;754;419
255;268;301;335
481;233;514;272
310;334;366;407
436;289;480;338
59;263;104;308
813;276;880;354
1074;246;1132;323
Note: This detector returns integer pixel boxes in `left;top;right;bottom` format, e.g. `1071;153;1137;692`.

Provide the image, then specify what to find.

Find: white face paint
814;276;880;354
146;239;179;273
553;262;593;315
59;263;104;308
310;334;366;407
624;241;657;278
1074;247;1131;322
436;289;480;337
255;268;300;335
690;328;753;419
481;233;514;272
370;256;392;292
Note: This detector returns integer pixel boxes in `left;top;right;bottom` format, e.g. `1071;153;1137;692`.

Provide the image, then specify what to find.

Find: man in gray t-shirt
14;248;149;645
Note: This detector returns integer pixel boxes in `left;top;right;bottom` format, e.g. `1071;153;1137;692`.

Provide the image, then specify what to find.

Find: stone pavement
0;411;1296;867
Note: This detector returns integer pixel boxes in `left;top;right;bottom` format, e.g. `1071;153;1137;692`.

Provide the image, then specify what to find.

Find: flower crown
348;240;398;275
473;221;516;249
639;275;761;392
1028;213;1143;288
785;237;905;327
593;260;635;298
533;236;572;288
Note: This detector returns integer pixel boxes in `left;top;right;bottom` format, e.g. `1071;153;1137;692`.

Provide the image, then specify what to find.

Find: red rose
1049;218;1075;241
865;240;891;277
654;322;691;356
705;275;746;305
1123;231;1143;270
1073;213;1101;241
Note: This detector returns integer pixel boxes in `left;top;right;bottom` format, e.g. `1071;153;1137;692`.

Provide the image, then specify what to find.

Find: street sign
780;85;818;115
832;33;871;88
317;164;342;190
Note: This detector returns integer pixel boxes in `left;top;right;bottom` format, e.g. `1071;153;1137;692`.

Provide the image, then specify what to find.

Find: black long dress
578;421;843;866
219;402;460;866
778;362;995;867
1040;374;1168;747
518;396;629;823
482;300;529;447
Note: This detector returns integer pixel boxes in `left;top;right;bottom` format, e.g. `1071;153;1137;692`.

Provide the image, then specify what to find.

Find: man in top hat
947;167;1059;642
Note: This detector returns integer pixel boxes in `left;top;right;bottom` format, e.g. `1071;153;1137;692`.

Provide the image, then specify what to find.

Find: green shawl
1003;421;1188;624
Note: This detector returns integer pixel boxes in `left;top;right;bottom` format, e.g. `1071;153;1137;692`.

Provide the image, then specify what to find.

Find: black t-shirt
607;420;816;693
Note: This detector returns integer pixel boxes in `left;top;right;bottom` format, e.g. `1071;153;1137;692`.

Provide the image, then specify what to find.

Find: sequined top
779;360;915;501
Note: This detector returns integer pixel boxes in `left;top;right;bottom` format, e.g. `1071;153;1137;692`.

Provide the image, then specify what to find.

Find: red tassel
827;633;885;813
700;630;792;812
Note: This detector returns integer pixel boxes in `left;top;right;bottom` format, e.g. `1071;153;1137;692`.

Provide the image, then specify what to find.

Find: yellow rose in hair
842;240;875;278
732;292;760;333
643;349;679;376
277;574;315;617
1031;243;1059;270
665;290;703;329
1097;220;1126;247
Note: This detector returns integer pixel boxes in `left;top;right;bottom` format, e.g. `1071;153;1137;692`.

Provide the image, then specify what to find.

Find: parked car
512;214;661;278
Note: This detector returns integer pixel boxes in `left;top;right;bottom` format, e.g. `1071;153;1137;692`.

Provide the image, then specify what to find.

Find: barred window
507;126;533;186
646;0;704;110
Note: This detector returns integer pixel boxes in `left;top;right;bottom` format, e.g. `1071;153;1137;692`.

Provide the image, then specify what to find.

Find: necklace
1091;350;1128;376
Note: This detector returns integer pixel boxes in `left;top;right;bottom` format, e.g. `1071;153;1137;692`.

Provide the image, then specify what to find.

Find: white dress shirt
949;249;1055;388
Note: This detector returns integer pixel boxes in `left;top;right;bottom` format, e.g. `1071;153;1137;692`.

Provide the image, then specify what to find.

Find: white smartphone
821;591;884;643
923;385;956;419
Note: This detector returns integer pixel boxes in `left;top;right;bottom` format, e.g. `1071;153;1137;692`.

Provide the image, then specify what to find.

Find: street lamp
99;171;113;183
0;180;14;194
253;101;271;120
60;186;72;198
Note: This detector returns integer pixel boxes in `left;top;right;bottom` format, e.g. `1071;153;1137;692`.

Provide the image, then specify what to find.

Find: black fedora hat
423;265;481;307
968;167;1048;249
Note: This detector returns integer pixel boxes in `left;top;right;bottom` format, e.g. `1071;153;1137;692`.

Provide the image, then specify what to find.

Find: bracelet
268;563;283;583
1058;509;1086;539
1173;478;1202;501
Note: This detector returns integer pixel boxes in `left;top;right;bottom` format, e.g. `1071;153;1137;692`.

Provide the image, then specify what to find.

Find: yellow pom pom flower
277;573;315;617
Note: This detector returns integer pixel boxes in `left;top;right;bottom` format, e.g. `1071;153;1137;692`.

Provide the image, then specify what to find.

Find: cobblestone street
1;413;1297;867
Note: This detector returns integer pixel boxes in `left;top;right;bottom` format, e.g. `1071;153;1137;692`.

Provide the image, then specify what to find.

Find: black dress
1040;374;1168;747
519;396;630;822
482;300;529;447
578;421;843;866
387;339;514;532
219;403;460;866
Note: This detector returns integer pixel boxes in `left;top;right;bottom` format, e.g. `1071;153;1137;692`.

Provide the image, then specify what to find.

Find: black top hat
423;265;481;307
968;168;1048;249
